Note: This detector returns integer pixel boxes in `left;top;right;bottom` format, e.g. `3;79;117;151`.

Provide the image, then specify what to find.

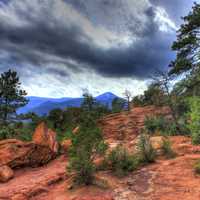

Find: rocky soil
0;107;200;200
0;136;200;200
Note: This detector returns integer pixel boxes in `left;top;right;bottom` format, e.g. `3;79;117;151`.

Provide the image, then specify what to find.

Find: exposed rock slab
0;156;67;199
99;106;171;140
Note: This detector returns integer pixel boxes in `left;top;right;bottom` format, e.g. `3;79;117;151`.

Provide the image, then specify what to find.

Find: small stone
0;165;14;182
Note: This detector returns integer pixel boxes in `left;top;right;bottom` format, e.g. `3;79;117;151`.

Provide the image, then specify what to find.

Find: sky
0;0;198;98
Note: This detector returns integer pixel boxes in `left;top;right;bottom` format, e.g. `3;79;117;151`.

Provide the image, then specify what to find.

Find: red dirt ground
0;107;200;200
0;136;200;200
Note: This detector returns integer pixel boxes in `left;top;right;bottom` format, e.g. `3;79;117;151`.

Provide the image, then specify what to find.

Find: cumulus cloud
0;0;195;97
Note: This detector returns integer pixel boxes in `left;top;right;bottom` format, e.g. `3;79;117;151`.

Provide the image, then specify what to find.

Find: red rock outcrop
99;106;171;140
0;139;56;169
32;122;58;153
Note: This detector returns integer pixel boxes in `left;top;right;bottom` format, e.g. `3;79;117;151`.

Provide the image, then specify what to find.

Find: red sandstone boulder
32;122;58;153
0;165;14;182
0;139;56;168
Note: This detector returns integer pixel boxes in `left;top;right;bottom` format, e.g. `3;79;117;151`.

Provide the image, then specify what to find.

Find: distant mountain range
17;92;120;116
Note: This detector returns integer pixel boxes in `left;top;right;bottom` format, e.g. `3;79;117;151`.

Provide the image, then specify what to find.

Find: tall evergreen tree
170;3;200;76
0;69;28;125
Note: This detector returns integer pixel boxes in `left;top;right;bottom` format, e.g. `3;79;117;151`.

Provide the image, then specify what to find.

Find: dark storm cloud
0;0;190;79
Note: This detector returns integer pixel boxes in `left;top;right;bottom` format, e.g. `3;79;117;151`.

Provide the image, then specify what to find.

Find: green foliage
169;3;200;96
0;126;15;140
144;116;182;136
81;92;110;120
81;92;97;112
137;134;156;163
0;122;33;141
112;97;125;113
16;127;33;141
47;108;64;130
194;159;200;174
47;107;82;135
132;83;167;107
68;154;96;185
106;145;140;177
144;116;165;135
0;69;28;126
132;95;145;107
170;3;200;76
56;129;73;142
188;97;200;144
68;115;107;185
161;138;176;159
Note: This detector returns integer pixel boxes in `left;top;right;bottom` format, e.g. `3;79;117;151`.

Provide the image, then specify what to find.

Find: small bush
68;121;107;186
161;138;176;159
68;153;95;185
17;129;32;141
106;146;140;177
188;97;200;144
144;116;165;135
137;133;156;163
144;116;179;136
0;126;15;140
194;160;200;174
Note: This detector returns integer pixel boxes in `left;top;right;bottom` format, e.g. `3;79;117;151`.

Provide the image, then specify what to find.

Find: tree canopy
0;69;28;125
170;3;200;76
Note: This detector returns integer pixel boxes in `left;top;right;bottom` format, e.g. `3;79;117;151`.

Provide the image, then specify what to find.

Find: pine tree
0;69;28;125
170;3;200;76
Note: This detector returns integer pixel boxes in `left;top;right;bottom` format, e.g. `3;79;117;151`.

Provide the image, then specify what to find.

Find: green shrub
68;121;107;186
188;97;200;144
194;160;200;174
137;133;156;163
56;129;73;142
0;126;15;140
144;116;165;135
161;138;176;159
106;145;140;177
144;116;179;136
68;151;95;185
0;122;34;141
17;130;32;141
